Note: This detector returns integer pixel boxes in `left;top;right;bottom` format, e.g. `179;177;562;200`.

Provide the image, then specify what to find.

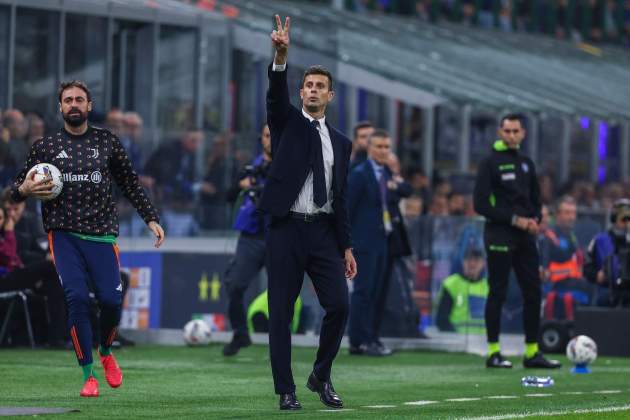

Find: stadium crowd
335;0;630;45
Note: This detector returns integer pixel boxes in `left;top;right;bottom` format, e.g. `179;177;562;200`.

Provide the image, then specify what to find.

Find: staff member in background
436;247;488;333
473;113;560;369
260;16;356;411
350;121;374;169
370;151;413;354
222;124;272;357
584;198;630;307
347;129;393;357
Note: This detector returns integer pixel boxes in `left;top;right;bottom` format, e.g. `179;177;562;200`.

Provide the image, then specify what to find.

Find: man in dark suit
259;15;357;411
347;129;394;356
371;152;414;348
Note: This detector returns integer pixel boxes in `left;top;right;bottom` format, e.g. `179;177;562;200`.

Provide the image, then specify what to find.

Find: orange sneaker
80;376;99;397
99;353;123;388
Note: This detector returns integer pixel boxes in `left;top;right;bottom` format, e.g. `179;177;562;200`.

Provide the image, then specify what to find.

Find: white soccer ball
28;163;63;200
566;335;598;365
183;319;211;346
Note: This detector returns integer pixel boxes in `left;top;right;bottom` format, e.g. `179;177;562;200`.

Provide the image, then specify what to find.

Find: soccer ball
566;335;597;365
28;163;63;200
183;319;211;346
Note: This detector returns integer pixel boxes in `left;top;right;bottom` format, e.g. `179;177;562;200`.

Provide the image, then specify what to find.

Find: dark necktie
311;119;327;208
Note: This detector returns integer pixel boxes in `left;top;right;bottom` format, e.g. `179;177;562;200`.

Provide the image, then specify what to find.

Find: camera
241;163;268;204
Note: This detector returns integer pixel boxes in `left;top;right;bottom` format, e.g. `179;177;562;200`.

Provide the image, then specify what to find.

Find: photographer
584;199;630;307
222;124;272;357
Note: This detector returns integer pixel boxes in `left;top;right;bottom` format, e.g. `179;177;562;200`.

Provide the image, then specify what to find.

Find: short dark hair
58;80;91;103
500;113;525;128
301;66;333;91
556;195;577;211
369;128;390;142
353;121;374;139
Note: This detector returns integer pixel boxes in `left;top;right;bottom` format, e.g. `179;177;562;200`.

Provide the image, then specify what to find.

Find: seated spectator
3;109;29;167
0;205;67;347
539;196;592;320
247;290;302;334
199;132;239;230
144;129;207;236
584;198;630;307
436;247;488;333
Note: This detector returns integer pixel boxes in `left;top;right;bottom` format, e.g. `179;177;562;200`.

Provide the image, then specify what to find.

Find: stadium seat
0;290;50;349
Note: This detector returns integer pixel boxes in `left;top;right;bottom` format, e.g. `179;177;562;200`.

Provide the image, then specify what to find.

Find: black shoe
523;352;562;369
279;392;302;410
486;352;513;368
349;344;366;355
306;372;343;409
374;340;393;356
222;335;252;357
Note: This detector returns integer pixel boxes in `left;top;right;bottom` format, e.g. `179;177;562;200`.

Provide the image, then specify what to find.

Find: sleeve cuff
272;62;287;72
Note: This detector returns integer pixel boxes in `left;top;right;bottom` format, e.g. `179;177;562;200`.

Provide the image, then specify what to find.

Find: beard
63;108;88;127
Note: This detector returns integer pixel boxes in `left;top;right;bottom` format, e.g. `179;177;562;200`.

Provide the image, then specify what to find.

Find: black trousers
484;225;541;344
224;234;266;337
266;216;348;395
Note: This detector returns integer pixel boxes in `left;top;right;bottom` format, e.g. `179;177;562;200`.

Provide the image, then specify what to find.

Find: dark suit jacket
259;63;352;254
347;160;390;253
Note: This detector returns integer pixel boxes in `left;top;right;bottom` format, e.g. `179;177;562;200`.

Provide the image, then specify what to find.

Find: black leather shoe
486;352;513;368
306;372;343;409
523;352;561;369
349;344;366;355
222;334;252;357
279;392;302;410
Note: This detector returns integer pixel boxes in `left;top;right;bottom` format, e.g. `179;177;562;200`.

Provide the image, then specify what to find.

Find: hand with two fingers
271;14;290;64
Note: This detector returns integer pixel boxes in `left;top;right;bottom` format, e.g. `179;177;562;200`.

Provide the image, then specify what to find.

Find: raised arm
266;15;291;136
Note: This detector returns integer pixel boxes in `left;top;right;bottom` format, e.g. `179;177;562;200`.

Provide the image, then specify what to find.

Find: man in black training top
12;81;165;397
473;113;560;369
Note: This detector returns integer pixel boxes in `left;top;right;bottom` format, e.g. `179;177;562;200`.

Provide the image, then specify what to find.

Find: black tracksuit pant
484;224;541;344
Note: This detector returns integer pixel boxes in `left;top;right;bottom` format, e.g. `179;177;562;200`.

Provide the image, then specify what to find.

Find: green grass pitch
2;345;630;419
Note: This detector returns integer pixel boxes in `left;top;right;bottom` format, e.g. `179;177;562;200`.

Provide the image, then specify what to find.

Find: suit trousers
484;225;541;344
348;245;388;347
266;216;349;394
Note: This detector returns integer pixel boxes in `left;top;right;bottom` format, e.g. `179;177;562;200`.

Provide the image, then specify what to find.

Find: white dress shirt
273;62;334;214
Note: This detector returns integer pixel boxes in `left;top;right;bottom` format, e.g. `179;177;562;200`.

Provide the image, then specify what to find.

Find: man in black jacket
260;15;357;411
473;113;560;370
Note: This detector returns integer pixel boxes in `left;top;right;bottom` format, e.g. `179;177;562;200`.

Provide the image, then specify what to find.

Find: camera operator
222;124;272;357
584;199;630;307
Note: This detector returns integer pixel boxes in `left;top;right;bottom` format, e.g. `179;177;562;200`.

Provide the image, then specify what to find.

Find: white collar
302;108;326;127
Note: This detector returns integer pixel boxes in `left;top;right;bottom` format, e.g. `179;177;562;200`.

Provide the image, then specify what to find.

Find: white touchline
446;398;482;402
524;394;553;397
319;409;355;412
404;401;438;406
561;391;585;395
455;404;630;420
486;396;518;399
363;405;396;408
593;390;622;394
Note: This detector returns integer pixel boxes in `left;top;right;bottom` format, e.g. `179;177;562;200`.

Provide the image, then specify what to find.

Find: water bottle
521;376;554;387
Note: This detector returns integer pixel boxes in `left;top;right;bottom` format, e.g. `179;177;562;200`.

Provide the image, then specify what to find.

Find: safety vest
246;290;302;334
548;256;582;282
441;274;489;334
544;228;583;283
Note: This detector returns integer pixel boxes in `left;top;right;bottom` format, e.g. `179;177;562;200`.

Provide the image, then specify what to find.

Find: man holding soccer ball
11;81;165;397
